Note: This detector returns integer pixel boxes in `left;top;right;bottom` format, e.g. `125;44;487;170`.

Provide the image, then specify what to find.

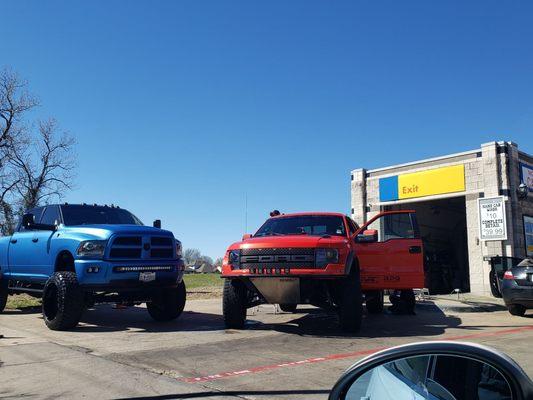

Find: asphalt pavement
1;295;532;399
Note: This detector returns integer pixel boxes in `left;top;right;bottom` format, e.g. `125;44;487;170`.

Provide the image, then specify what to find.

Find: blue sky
2;1;532;258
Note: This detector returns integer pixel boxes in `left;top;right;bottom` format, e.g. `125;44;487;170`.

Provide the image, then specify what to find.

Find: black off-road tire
508;304;526;317
0;278;8;313
147;280;187;321
223;279;247;329
489;270;502;298
338;266;363;333
402;290;416;314
42;271;85;330
365;290;384;314
279;303;297;313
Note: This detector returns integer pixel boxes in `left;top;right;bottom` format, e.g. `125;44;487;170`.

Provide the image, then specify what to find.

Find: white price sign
478;196;507;241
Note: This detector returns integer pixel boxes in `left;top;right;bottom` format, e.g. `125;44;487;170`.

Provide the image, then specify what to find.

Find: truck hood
228;234;348;250
60;224;175;240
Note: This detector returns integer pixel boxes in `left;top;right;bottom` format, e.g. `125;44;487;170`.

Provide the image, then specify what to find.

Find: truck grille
109;235;174;260
150;236;174;258
110;248;142;258
240;248;315;269
113;237;142;246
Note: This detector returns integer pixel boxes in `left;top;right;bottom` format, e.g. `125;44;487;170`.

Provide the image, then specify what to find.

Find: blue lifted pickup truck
0;203;186;330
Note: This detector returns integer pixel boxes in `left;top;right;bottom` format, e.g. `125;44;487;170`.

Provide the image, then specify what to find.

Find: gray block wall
351;141;532;297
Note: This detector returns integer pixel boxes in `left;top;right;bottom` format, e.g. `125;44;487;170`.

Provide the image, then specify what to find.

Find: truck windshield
60;205;143;226
254;215;346;237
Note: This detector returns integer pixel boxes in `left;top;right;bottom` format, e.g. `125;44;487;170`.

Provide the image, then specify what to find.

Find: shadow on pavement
47;300;527;335
116;389;331;399
73;303;458;337
249;302;531;338
437;301;508;313
247;302;464;338
73;307;226;333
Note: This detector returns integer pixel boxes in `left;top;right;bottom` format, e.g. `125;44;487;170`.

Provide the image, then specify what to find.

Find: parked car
0;203;186;330
185;264;201;274
221;210;424;332
501;257;533;316
488;256;523;298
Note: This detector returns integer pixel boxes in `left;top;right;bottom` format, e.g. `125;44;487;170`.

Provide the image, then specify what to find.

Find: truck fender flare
55;250;75;273
344;251;359;276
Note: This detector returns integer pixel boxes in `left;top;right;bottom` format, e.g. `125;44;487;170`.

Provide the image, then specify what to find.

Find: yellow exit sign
379;165;466;201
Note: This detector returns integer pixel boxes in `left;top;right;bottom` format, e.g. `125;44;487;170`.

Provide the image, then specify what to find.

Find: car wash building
351;141;533;297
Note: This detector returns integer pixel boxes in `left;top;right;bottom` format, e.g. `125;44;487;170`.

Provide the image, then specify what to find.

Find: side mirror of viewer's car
242;233;252;240
355;229;378;243
153;219;161;229
329;341;533;400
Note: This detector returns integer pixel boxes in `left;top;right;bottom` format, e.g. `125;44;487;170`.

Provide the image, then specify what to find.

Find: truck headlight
228;250;240;268
315;248;339;268
77;240;107;258
176;240;183;257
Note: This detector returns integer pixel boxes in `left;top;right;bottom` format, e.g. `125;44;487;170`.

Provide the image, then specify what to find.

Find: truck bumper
501;279;533;308
75;258;184;292
221;262;347;278
227;276;340;306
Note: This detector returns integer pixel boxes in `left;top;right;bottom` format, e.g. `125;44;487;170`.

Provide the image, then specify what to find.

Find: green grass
183;273;224;289
6;294;41;310
3;275;222;308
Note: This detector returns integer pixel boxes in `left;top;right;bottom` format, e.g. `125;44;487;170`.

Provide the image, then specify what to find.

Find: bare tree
0;68;76;235
200;255;213;266
0;68;39;233
9;119;76;212
184;248;202;265
0;68;38;155
0;181;19;235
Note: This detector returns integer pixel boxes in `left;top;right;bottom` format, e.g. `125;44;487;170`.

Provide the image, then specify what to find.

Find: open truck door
353;210;424;290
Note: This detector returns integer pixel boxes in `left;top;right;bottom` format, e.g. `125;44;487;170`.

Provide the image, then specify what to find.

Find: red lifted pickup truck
221;211;424;332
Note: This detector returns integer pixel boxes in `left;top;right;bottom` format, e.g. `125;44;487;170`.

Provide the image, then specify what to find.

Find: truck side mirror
153;219;161;229
356;229;378;243
22;213;35;229
242;233;252;241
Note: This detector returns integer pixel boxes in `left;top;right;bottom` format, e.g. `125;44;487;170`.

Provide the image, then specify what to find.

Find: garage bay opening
386;196;470;294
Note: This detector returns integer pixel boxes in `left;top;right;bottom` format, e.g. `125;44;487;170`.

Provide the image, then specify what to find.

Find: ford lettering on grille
239;248;316;269
241;255;314;263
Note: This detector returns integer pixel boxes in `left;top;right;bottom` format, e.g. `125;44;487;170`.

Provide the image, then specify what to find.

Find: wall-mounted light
517;183;528;200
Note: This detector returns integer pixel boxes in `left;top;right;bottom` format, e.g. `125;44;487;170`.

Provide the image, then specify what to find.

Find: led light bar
114;266;174;273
